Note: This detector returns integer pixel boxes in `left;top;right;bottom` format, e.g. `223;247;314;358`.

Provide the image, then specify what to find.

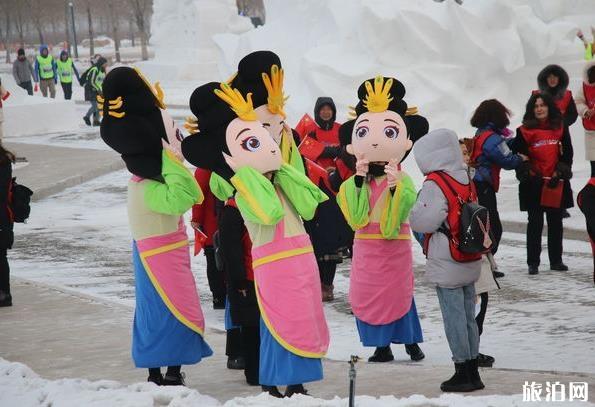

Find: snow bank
5;358;582;407
1;74;80;138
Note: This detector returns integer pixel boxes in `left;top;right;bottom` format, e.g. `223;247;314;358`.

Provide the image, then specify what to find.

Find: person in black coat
511;93;573;275
218;199;261;388
0;143;15;307
577;180;595;284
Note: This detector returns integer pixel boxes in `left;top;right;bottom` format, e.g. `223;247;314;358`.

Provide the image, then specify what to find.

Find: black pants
318;260;336;286
204;246;226;301
241;325;260;385
475;292;488;336
61;82;72;100
475;181;502;254
590;161;595;177
0;248;8;295
226;327;243;359
18;81;33;96
527;208;563;266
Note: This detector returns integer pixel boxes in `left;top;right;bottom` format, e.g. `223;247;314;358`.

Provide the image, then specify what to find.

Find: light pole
69;2;79;58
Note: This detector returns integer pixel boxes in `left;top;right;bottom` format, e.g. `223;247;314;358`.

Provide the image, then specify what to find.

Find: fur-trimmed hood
537;64;569;99
583;60;595;85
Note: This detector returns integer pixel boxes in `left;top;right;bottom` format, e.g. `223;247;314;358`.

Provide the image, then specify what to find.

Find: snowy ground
6;358;577;407
7;149;594;376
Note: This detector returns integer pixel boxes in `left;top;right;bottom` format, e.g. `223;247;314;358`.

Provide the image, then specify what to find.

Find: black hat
17;48;25;56
100;67;166;180
182;82;236;179
230;50;282;108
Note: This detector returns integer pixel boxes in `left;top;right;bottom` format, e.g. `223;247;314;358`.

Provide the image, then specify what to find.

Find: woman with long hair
511;93;573;275
0;142;15;307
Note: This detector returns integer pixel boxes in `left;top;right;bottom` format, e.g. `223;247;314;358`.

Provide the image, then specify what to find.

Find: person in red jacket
296;97;342;171
511;93;574;275
534;65;578;129
191;168;226;309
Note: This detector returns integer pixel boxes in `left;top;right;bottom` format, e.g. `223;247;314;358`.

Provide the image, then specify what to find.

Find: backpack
423;171;493;262
8;177;33;223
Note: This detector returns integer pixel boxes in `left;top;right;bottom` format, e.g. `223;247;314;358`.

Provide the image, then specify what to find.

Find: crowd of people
89;45;595;400
11;46;108;126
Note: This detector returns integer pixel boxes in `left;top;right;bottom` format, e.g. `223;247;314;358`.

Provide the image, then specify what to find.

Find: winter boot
83;116;91;126
321;284;334;302
528;265;539;275
440;362;475;392
285;384;308;397
147;368;163;385
162;367;185;386
467;358;485;390
477;353;495;367
0;291;12;307
262;385;284;398
368;346;394;362
550;263;568;271
92;119;101;127
227;356;245;370
405;343;425;361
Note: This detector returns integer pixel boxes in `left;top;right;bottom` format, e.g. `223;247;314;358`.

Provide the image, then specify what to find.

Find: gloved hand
320;145;342;159
547;175;561;188
515;161;531;182
555;162;572;180
34;83;38;92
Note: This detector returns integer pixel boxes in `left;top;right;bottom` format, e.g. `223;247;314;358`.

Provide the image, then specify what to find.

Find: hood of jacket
414;128;467;181
583;60;595;85
314;96;336;130
537;64;569;99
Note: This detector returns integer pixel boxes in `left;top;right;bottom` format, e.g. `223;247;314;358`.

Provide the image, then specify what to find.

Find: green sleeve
337;175;370;230
144;150;203;215
379;174;417;239
230;166;284;225
209;172;235;201
274;163;328;221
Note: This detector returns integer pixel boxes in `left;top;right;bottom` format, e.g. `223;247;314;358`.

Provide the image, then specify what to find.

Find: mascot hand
354;151;369;177
385;159;403;188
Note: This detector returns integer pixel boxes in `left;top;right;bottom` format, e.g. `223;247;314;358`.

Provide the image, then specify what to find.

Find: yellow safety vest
36;55;55;80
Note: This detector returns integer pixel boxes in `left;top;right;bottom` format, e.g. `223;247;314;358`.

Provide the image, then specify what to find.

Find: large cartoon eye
241;136;261;152
355;126;369;139
384;126;399;139
175;128;185;142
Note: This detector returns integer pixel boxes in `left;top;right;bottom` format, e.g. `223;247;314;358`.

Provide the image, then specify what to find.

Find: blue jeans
85;99;99;122
435;284;479;363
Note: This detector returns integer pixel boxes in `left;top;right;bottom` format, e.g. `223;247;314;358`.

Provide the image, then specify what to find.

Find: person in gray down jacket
410;128;483;393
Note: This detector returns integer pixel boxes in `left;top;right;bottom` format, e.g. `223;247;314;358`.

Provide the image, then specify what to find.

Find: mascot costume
181;81;330;398
100;67;212;385
337;76;428;363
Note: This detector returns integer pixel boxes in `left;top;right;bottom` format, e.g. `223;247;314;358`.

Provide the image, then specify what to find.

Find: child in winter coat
410;128;484;393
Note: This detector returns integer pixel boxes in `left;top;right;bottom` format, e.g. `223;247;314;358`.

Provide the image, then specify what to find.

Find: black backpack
429;172;493;261
9;178;33;223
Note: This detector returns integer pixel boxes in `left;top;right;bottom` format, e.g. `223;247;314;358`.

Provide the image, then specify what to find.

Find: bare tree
14;1;25;47
128;0;151;60
108;0;120;62
27;0;46;44
86;1;94;57
0;0;12;62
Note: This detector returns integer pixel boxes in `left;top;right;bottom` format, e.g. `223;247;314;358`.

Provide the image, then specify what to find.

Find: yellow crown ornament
262;64;288;118
363;76;394;113
214;82;258;121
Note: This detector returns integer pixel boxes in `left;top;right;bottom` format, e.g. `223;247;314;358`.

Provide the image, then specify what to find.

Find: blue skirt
356;298;423;347
259;319;323;386
131;242;213;368
224;296;240;331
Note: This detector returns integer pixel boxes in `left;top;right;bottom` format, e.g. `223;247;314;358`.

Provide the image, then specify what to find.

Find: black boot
528;265;539;275
262;385;283;398
477;353;495;367
83;116;91;126
467;358;485;390
550;263;568;271
227;356;245;370
92;119;101;127
404;343;425;361
0;291;12;307
368;346;394;362
440;362;475;392
147;368;163;385
285;384;308;397
162;366;185;386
